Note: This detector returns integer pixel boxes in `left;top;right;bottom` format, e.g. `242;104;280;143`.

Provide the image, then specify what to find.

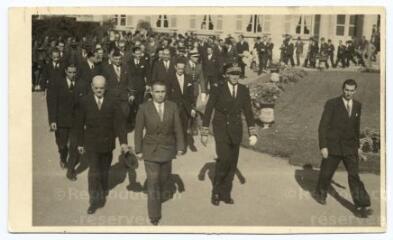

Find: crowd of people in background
32;23;380;92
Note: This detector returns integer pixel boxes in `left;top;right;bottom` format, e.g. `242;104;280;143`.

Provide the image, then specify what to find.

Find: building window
190;15;196;29
236;15;243;31
336;15;346;36
201;15;214;30
295;15;312;35
156;15;169;28
112;14;119;25
120;14;126;26
216;15;223;30
348;15;358;37
246;15;262;33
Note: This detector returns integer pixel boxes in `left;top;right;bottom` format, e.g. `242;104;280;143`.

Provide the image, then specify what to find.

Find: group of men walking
42;30;373;225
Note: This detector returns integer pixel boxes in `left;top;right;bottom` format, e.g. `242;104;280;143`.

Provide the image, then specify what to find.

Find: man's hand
128;95;135;104
191;109;197;118
201;135;208;147
177;151;184;156
320;147;329;159
77;146;85;155
358;149;368;162
136;153;143;161
121;144;130;154
50;122;57;131
249;135;258;146
201;93;207;103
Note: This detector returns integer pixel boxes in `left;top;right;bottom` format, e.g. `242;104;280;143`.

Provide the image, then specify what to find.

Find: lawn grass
242;71;381;174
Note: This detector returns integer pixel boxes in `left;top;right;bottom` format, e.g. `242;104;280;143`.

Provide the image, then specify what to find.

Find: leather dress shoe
150;217;161;225
59;161;67;170
222;198;234;204
87;205;97;214
355;207;373;218
66;170;77;181
189;144;197;152
211;194;220;206
313;192;326;205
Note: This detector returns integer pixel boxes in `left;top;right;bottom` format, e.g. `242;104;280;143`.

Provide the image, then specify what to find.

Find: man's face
190;55;198;63
151;84;166;103
342;84;357;100
175;63;185;75
91;78;106;98
263;37;267;42
228;73;240;85
207;47;213;55
57;43;65;52
158;50;164;59
97;49;104;60
162;50;171;61
119;43;126;51
133;50;142;60
65;66;77;81
52;52;60;63
112;56;122;66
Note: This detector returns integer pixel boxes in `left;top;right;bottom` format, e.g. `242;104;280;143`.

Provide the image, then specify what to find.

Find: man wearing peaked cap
201;63;258;206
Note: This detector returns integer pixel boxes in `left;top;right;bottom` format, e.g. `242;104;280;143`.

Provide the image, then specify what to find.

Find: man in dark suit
201;64;258;206
134;81;185;225
236;35;249;79
40;49;65;91
335;40;347;68
102;50;131;124
314;79;371;218
46;64;88;177
254;36;268;75
75;75;129;214
128;47;150;115
168;61;197;152
78;51;101;87
151;48;176;89
202;46;222;91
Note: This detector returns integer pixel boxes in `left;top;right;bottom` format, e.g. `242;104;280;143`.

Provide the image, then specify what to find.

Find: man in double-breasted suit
151;48;176;88
75;75;129;214
134;81;185;225
201;64;258;206
46;64;88;179
168;61;197;152
102;50;131;122
315;79;371;218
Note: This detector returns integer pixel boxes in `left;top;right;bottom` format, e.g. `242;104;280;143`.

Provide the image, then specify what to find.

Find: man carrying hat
201;64;258;206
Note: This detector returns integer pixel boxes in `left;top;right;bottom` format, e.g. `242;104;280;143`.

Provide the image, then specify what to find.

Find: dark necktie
69;81;75;91
97;98;103;110
346;101;351;117
230;84;237;99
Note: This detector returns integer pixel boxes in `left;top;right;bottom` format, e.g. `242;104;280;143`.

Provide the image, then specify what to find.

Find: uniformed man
201;64;258;206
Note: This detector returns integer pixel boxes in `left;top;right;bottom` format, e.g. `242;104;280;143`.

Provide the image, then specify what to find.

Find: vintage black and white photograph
8;7;385;233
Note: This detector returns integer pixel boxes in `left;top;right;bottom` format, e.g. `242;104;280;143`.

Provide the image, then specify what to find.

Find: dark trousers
144;160;172;220
67;129;81;172
237;57;246;77
335;54;346;67
55;127;79;168
54;127;70;162
179;108;195;150
316;154;371;207
86;151;113;206
345;54;357;67
284;54;295;66
213;141;240;200
258;54;268;73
